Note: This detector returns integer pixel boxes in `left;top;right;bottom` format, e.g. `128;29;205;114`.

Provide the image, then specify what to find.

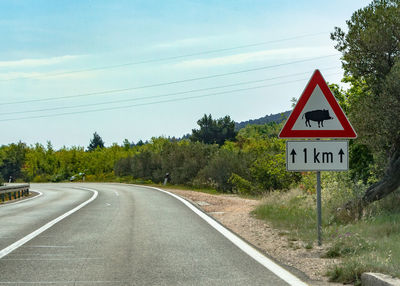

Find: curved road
0;183;307;285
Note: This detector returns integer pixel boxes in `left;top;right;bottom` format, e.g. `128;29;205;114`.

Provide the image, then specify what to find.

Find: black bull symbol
302;109;334;128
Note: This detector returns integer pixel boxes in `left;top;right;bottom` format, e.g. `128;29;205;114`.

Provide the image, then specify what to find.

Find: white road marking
0;190;43;207
0;187;98;259
0;281;125;284
140;185;308;286
2;258;102;261
114;191;119;196
23;245;73;248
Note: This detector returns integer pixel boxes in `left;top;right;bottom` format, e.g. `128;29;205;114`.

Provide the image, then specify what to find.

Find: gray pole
316;170;322;246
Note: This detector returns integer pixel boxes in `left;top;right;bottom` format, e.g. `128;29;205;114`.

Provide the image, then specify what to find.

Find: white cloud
153;36;219;50
174;46;336;68
0;72;42;81
0;55;81;68
0;70;97;81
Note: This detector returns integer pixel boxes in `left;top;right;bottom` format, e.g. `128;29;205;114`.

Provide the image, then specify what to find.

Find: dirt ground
167;189;343;286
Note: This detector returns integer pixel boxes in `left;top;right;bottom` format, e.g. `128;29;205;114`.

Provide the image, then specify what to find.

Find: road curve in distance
0;183;307;286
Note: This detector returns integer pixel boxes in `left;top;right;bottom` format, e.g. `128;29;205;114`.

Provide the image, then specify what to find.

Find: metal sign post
279;69;357;245
316;171;322;246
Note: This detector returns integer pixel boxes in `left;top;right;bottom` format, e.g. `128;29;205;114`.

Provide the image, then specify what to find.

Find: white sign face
279;70;357;139
286;140;348;171
291;85;344;131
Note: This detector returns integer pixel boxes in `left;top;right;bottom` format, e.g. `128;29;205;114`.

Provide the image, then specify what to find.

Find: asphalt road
0;183;306;286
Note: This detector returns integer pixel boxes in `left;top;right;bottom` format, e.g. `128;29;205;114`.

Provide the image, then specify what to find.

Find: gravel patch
167;188;344;286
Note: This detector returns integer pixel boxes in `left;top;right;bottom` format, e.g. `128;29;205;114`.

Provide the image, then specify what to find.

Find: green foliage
323;231;372;258
122;139;132;151
331;0;400;183
331;0;400;90
228;173;253;195
255;186;400;283
237;122;282;141
326;210;400;283
87;132;105;151
250;151;293;190
114;156;133;177
328;83;351;114
0;142;27;181
349;142;375;183
112;121;300;194
328;83;377;183
130;150;162;182
160;141;217;185
191;114;237;146
235;111;291;130
327;259;371;286
0;117;300;196
195;148;251;192
321;172;368;223
297;172;315;194
252;189;317;243
239;131;301;191
114;140;218;185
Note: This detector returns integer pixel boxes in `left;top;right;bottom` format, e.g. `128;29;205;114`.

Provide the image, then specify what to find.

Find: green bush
228;173;253;195
32;174;52;183
114;156;133;177
160;142;217;185
195;149;250;192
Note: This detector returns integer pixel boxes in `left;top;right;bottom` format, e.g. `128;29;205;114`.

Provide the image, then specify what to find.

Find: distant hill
235;110;291;130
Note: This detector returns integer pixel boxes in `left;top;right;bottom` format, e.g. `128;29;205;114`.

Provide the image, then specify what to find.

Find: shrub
228;173;253;195
161;142;217;185
196;149;250;192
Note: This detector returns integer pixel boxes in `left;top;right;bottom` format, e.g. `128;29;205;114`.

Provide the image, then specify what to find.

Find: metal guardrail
0;184;30;203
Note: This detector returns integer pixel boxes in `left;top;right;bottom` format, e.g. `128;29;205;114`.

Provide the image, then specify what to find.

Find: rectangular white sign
286;140;348;171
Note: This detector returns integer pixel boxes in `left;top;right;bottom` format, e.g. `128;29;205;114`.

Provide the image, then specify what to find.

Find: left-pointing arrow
290;149;297;163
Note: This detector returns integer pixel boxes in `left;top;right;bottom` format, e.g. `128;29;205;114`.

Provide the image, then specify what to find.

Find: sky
0;0;371;149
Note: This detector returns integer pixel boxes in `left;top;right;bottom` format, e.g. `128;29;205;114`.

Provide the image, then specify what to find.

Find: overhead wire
0;32;341;124
0;71;341;123
0;32;328;82
2;54;339;106
0;67;340;116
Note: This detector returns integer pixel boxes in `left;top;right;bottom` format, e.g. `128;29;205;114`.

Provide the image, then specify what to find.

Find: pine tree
87;132;105;151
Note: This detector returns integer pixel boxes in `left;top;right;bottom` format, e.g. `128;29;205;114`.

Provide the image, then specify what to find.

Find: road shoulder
166;188;343;286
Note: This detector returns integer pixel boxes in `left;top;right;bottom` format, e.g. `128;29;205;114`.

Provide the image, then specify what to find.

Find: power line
3;54;339;106
0;32;327;82
0;71;341;123
0;67;340;116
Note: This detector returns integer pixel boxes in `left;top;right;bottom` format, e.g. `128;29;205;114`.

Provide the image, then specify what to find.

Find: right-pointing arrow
338;149;344;163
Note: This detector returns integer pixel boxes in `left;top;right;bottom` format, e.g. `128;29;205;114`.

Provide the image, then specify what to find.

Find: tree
0;142;27;181
87;132;105;151
329;83;375;183
122;139;132;151
191;114;237;145
331;0;400;210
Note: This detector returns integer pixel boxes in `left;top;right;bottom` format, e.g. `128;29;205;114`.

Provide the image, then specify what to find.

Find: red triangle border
278;70;357;139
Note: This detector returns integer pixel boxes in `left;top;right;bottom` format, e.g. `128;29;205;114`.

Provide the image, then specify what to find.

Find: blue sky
0;0;370;148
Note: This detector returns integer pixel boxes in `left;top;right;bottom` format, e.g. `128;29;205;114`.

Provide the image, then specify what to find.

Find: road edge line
0;187;98;259
138;185;308;286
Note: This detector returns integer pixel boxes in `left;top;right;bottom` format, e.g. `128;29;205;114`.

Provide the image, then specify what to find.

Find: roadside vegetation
253;174;400;285
0;1;399;284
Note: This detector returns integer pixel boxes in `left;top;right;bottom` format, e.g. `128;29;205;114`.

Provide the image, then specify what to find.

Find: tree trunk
361;147;400;205
342;147;400;220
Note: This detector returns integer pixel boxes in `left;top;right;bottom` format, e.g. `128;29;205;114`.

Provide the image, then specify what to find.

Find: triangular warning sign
279;69;357;138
